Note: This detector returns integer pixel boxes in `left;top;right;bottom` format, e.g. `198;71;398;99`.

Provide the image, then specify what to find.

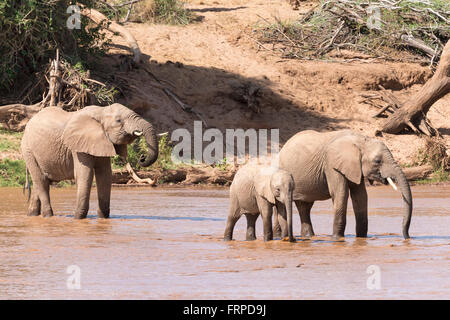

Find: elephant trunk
285;193;295;242
382;150;413;239
128;115;159;167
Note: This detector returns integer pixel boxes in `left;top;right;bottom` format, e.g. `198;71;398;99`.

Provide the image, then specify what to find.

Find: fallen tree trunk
112;166;237;186
80;6;141;63
0;103;42;131
380;40;450;135
403;165;433;181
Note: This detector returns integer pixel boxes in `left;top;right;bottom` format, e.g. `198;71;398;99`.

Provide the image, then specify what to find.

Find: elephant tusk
133;130;143;137
387;177;398;191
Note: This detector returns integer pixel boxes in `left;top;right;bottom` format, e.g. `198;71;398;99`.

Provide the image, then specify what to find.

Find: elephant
21;103;158;219
277;130;412;240
224;164;295;242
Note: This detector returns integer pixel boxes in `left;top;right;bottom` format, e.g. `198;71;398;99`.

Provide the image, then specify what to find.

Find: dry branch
80;6;142;63
403;165;433;181
379;39;450;135
256;0;449;63
125;162;156;185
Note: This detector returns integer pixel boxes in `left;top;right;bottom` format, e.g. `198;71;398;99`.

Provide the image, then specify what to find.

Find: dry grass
131;0;197;25
414;137;449;170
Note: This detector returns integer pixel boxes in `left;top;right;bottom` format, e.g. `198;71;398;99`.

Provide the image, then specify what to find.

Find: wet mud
0;185;448;299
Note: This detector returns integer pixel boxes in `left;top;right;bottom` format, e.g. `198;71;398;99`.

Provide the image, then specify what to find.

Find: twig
125;162;155;185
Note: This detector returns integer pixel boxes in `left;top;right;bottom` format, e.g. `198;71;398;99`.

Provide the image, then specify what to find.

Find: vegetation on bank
0;0;106;96
112;134;179;171
255;0;449;62
413;137;449;184
0;0;196;101
130;0;197;25
0;159;26;187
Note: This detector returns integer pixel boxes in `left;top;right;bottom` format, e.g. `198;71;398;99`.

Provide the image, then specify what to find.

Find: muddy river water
0;185;448;299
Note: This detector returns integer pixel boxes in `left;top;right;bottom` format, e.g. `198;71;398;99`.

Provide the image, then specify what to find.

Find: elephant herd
21;103;413;241
224;130;413;242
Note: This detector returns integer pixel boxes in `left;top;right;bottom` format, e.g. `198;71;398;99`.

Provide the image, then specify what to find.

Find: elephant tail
23;168;31;202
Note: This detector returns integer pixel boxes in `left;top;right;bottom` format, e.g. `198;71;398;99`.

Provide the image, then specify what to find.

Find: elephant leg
273;206;282;238
295;200;314;238
245;213;259;241
73;152;95;219
28;191;41;216
224;196;241;241
25;156;53;217
331;183;350;239
94;157;112;219
275;202;288;239
256;197;273;242
39;179;53;217
350;182;368;237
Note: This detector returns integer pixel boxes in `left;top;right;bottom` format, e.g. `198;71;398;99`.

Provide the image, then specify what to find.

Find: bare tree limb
80;5;142;63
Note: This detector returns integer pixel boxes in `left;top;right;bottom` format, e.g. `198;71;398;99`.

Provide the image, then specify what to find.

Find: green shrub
0;0;108;94
0;159;26;187
112;134;178;170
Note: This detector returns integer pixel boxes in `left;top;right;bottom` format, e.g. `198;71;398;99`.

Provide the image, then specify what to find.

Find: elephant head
255;168;295;242
326;133;412;239
62;103;158;167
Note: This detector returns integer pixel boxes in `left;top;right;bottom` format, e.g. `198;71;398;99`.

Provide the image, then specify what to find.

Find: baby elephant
224;164;295;242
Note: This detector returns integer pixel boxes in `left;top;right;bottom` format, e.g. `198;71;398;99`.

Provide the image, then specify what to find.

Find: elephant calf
224;164;295;242
21;103;158;219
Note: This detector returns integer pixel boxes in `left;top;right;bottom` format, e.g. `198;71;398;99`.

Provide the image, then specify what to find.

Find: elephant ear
327;137;362;185
62;113;116;157
254;171;276;204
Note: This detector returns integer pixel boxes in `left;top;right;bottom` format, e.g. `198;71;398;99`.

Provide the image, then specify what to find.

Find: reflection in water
0;185;449;299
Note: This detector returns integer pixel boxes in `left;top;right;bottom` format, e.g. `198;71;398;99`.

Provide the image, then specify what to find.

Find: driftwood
112;166;237;186
378;40;450;135
257;0;449;63
403;165;433;181
80;6;141;63
125;162;155;185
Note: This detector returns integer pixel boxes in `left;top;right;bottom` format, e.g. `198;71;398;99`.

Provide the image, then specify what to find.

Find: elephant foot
246;235;256;241
74;212;88;219
223;235;233;241
301;224;315;238
27;210;40;217
27;202;41;216
41;210;54;218
356;232;368;238
331;234;345;241
263;233;273;242
97;209;110;219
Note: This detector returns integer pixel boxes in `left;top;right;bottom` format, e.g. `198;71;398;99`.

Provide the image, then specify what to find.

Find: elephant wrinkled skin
224;164;295;242
21;103;158;219
278;130;413;239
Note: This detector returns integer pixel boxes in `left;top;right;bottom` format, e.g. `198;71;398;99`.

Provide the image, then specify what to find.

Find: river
0;185;448;299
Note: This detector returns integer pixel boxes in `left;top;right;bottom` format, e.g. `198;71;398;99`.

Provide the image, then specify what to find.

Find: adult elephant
21;103;158;219
277;130;412;239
